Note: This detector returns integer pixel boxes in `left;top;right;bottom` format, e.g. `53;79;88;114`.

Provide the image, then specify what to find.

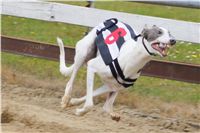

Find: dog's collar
142;37;156;56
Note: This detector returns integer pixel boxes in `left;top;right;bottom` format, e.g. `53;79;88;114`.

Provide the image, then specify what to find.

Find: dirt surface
1;83;200;133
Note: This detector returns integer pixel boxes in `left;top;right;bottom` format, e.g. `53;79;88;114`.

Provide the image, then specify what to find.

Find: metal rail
1;35;75;63
1;35;200;84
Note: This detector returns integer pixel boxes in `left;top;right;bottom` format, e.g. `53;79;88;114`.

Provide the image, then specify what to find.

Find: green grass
2;1;200;104
2;16;87;46
133;77;200;103
65;1;200;22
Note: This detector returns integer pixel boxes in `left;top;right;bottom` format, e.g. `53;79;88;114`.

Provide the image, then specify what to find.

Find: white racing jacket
95;18;139;88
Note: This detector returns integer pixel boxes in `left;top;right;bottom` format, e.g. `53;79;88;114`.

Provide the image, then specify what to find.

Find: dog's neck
119;37;153;78
137;37;154;60
133;37;153;66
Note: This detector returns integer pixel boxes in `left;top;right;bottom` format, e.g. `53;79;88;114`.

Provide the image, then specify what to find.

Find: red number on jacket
104;28;127;45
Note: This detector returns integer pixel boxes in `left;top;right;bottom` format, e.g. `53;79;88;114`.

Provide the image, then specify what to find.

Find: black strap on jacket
96;18;118;35
109;59;137;88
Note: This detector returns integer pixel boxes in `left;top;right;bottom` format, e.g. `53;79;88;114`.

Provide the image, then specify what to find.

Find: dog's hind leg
58;29;97;108
70;85;110;106
57;37;76;108
57;37;78;108
61;63;82;108
60;42;88;108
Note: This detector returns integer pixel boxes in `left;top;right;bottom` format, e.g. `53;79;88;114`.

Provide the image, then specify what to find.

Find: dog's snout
170;39;176;45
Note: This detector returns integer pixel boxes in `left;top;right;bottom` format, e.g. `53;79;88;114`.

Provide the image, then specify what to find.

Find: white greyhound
57;18;176;121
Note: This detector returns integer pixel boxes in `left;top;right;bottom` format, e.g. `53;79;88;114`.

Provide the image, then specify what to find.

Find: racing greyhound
57;18;176;121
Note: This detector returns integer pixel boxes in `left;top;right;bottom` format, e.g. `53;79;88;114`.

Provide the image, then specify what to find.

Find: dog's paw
110;112;121;122
75;106;92;116
61;95;71;109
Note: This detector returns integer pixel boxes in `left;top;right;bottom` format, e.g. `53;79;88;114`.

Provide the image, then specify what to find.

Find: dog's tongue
152;43;168;56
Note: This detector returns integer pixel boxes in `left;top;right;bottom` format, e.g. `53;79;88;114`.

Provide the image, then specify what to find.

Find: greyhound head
141;25;176;57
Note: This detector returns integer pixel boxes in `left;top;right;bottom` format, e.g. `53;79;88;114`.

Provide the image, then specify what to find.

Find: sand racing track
1;81;200;133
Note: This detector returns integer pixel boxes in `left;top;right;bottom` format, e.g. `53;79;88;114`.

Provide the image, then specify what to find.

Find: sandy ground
1;83;200;133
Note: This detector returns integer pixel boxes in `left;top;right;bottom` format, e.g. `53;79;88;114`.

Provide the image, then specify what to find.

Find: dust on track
1;83;200;133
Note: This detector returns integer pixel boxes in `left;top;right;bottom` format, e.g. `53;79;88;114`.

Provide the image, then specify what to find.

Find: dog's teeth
167;45;171;48
162;50;167;56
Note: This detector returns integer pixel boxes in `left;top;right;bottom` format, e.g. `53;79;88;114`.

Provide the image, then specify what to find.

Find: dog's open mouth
151;42;170;57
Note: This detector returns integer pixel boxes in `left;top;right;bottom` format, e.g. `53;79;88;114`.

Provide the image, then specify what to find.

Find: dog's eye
158;31;162;34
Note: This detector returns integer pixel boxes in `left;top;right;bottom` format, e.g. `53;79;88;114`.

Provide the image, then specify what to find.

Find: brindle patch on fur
141;26;163;42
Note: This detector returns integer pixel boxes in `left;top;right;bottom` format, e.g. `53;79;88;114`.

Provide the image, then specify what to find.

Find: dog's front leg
103;91;120;121
75;65;95;116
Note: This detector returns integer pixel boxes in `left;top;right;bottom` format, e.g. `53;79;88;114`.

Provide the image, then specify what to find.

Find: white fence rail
1;1;200;43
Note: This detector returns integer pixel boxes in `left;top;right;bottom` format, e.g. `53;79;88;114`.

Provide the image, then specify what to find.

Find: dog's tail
57;37;74;77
